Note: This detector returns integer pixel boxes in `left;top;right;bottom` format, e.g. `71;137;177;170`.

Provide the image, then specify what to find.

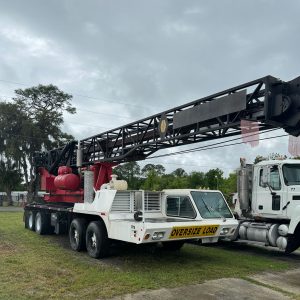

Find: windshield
283;164;300;186
191;191;233;219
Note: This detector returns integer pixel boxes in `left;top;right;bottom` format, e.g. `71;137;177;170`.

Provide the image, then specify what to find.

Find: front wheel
86;221;110;258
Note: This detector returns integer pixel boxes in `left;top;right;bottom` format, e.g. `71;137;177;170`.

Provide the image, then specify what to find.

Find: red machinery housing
54;166;80;191
39;162;116;203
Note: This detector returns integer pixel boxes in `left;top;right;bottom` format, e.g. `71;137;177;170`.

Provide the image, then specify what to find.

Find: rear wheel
24;211;29;229
162;241;185;251
86;221;110;258
69;218;87;251
35;211;50;235
28;211;35;231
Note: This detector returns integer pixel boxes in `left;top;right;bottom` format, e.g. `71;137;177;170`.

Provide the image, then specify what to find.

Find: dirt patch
0;241;16;255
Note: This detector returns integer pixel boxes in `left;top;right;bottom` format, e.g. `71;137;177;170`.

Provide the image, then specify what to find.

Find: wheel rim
74;229;79;245
29;214;33;228
91;232;97;248
36;214;41;232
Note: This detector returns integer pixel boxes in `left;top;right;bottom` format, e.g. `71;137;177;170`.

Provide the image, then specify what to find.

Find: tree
141;169;161;190
141;164;165;176
0;159;22;205
187;171;206;189
113;162;141;189
171;168;187;177
0;84;75;201
220;172;237;202
205;168;224;190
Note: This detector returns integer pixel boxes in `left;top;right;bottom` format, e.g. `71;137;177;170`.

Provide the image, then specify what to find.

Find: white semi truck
232;158;300;253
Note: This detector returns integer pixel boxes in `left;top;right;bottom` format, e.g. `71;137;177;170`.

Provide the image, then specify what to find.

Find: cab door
255;165;286;217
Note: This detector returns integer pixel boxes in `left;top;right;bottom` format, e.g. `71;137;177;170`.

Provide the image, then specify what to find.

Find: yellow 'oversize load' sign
169;225;219;239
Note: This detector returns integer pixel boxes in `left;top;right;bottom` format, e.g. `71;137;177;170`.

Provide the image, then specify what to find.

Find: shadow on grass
199;240;300;263
45;232;293;276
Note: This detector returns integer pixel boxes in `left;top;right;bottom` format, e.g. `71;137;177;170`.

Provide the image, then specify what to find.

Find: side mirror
261;166;270;187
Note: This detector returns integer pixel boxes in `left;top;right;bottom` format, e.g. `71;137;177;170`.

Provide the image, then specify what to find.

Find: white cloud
0;26;56;57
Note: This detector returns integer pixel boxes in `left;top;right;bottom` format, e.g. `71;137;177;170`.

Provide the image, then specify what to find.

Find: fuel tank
54;166;80;191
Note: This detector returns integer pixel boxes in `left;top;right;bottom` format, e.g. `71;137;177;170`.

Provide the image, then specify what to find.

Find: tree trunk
27;180;35;203
6;189;13;206
21;155;33;202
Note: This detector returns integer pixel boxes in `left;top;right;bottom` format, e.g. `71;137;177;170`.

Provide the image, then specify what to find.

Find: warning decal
169;225;219;239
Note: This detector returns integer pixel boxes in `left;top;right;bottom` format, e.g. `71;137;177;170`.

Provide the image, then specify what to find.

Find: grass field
0;212;293;300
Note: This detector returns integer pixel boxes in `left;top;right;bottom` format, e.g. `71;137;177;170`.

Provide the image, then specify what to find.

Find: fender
288;205;300;234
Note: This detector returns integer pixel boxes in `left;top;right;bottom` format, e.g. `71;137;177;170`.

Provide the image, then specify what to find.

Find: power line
147;133;288;160
0;78;150;109
75;107;133;119
145;128;279;159
0;93;139;120
72;93;147;109
140;161;235;169
0;101;132;124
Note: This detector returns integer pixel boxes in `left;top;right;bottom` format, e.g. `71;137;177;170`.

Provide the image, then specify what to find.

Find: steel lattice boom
35;75;300;174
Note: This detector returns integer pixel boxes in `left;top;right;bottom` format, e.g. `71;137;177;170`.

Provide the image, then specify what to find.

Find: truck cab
234;158;300;253
251;160;300;225
73;188;238;246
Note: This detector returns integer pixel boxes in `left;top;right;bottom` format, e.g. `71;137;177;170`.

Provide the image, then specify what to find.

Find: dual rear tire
27;211;35;231
25;210;51;234
69;219;110;258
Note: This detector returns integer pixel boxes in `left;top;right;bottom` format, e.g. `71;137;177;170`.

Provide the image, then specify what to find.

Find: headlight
152;231;165;240
220;228;230;235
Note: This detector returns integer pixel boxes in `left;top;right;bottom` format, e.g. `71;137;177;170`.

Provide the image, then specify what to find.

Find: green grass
0;212;292;300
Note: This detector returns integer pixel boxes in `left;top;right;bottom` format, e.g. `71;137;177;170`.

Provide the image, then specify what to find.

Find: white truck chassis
24;188;238;258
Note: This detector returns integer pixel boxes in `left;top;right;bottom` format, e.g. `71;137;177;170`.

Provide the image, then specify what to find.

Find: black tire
162;241;185;251
24;210;29;229
86;221;110;258
35;211;50;235
28;211;35;231
69;218;87;251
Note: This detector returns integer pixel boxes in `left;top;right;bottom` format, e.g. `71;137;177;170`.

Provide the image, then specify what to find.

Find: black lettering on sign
170;226;218;238
203;226;218;235
170;229;177;237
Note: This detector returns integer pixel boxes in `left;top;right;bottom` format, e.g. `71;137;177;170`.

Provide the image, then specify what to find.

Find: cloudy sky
0;0;299;175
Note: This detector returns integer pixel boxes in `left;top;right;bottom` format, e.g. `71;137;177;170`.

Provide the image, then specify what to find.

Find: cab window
259;165;281;190
166;196;196;218
270;166;281;190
